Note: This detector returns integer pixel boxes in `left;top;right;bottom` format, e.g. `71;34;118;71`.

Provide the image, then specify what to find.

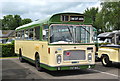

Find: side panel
98;47;120;62
15;40;49;64
15;40;95;67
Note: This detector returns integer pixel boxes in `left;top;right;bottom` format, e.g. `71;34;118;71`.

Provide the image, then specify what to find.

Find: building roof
0;30;15;38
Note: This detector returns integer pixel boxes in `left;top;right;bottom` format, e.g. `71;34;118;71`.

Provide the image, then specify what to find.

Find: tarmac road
1;58;120;80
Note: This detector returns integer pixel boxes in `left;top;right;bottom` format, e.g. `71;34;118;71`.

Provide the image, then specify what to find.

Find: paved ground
1;58;120;80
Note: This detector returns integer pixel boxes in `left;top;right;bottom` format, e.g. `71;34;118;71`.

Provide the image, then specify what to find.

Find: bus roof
15;12;93;30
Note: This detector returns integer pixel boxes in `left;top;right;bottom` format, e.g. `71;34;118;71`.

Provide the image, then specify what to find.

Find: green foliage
14;15;22;27
11;40;15;44
95;2;120;33
2;15;15;30
84;7;99;33
1;43;17;57
84;2;120;34
84;7;98;22
21;18;32;25
1;15;32;30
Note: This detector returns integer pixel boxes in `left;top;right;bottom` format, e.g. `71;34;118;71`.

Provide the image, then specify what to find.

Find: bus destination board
61;15;84;22
70;16;84;22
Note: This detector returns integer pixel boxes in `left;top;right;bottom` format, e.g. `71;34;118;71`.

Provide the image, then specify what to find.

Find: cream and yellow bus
15;12;97;71
98;31;120;67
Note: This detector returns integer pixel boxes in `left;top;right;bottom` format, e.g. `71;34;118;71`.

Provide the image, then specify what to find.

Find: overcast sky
0;0;102;21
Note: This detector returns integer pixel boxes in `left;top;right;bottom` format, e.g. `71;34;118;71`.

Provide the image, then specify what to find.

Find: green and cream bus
15;12;97;71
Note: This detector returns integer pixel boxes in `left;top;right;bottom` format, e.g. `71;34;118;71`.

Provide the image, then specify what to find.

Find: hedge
1;43;17;57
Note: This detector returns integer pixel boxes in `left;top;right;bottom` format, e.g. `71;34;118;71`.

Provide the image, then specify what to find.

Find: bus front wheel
101;55;112;67
35;54;42;71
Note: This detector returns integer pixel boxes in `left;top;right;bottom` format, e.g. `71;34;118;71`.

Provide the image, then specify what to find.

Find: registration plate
71;61;79;63
70;66;80;70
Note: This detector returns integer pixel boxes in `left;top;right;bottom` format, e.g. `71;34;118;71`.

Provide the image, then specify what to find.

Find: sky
0;0;102;21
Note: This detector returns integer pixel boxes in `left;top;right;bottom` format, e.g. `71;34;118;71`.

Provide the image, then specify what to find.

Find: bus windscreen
50;25;91;44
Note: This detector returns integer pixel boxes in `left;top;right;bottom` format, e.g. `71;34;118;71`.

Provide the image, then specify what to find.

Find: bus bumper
40;64;95;71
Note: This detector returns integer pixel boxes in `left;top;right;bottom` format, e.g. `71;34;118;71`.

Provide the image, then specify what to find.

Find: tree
21;18;32;25
14;15;22;27
95;2;120;33
84;7;98;22
84;7;99;32
94;11;106;33
1;15;32;30
2;15;15;30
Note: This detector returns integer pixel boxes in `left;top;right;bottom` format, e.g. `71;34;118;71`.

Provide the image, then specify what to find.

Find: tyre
101;55;112;67
35;54;42;71
19;49;25;62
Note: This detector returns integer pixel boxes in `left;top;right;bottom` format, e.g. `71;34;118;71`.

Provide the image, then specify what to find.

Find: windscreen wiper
67;26;73;41
80;26;90;34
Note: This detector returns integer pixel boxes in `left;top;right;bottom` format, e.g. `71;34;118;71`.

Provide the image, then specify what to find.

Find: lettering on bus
61;15;84;22
70;16;84;22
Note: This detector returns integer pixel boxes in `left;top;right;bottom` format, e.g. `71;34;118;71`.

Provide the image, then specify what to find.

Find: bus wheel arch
35;52;39;59
101;54;112;67
19;48;24;62
35;52;42;71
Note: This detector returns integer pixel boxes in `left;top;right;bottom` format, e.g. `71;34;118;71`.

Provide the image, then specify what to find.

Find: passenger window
21;30;24;40
25;30;29;40
15;32;18;40
35;27;40;40
116;34;120;44
118;35;120;45
15;32;17;37
17;31;21;40
29;29;34;40
43;29;48;40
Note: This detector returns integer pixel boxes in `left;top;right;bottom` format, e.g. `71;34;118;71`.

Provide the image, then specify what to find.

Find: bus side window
117;34;120;44
25;30;29;40
15;32;18;40
43;25;48;41
21;30;24;40
17;31;21;40
43;29;48;41
118;35;120;45
29;29;34;40
35;27;40;40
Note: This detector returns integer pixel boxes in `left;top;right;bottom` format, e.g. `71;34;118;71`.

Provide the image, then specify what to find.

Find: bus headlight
88;53;92;62
57;55;61;64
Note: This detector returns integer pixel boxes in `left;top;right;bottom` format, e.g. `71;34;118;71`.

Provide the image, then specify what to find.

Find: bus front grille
63;50;86;60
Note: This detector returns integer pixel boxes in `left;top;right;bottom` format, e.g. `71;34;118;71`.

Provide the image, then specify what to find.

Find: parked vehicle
97;32;113;44
6;38;15;44
98;30;120;66
15;12;97;71
0;38;8;44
